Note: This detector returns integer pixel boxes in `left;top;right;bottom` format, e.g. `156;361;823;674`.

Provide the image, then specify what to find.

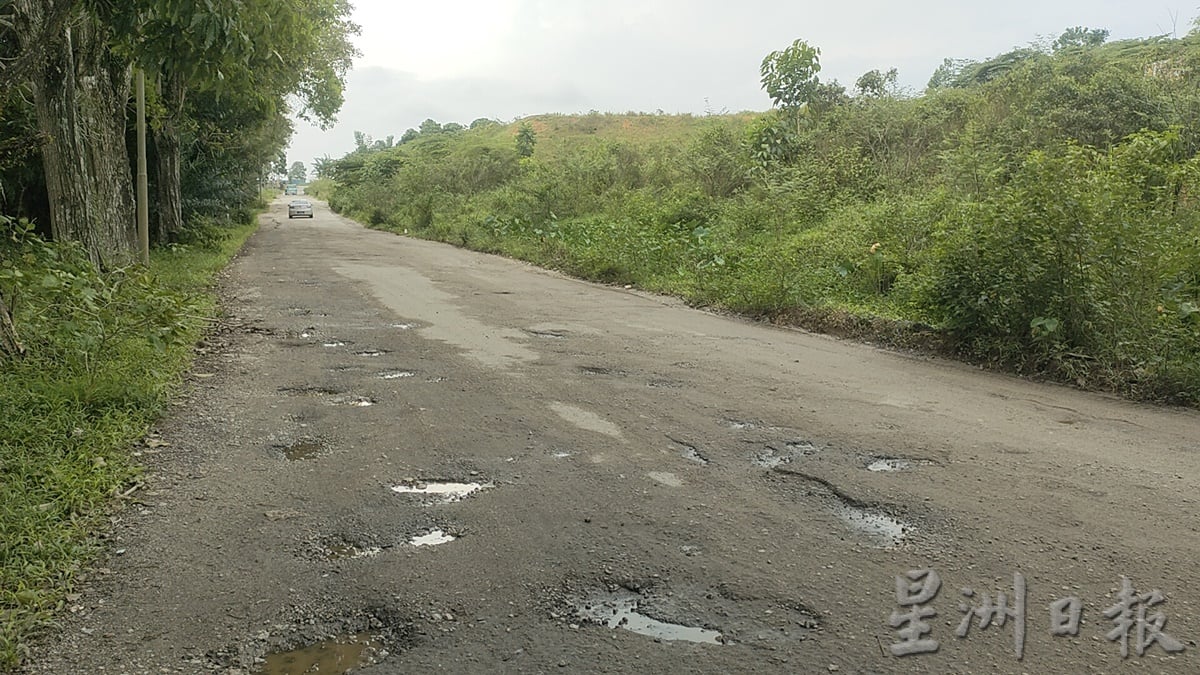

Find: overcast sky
287;0;1197;169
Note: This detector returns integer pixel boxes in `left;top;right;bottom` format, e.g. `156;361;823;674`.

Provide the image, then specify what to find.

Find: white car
288;199;313;219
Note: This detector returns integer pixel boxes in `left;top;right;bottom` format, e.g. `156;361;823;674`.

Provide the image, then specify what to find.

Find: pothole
278;385;342;397
391;481;492;503
378;370;416;380
409;529;457;547
579;365;625;376
772;468;912;548
574;592;722;645
669;437;708;465
325;543;384;561
329;395;376;407
647;379;682;389
864;456;932;472
355;349;390;357
524;329;566;339
753;441;818;468
276;438;325;461
256;632;385;674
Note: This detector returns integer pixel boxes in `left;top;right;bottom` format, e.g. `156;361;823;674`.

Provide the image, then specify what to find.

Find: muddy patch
771;468;913;548
391;481;492;503
275;438;326;461
574;592;722;644
256;632;386;674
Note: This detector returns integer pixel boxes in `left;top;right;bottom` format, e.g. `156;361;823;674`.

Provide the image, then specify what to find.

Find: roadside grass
0;219;257;670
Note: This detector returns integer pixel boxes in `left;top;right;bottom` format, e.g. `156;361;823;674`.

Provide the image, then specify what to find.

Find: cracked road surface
26;198;1200;673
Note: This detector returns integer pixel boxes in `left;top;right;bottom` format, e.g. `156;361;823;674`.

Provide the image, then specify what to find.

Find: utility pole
136;69;150;264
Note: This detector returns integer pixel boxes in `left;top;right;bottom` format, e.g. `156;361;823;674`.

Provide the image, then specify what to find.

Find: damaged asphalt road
24;198;1200;673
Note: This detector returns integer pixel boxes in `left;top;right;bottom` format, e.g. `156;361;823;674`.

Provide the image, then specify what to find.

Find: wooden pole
136;69;149;264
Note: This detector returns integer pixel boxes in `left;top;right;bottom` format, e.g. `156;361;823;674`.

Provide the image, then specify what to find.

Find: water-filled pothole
773;468;912;548
355;349;390;357
277;439;325;461
391;323;416;330
329;395;376;407
409;529;456;547
575;593;722;645
378;370;416;380
323;341;350;348
391;481;491;503
256;632;385;674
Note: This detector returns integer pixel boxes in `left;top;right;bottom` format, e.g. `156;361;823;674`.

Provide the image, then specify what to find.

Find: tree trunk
0;294;24;361
152;68;185;245
14;1;137;270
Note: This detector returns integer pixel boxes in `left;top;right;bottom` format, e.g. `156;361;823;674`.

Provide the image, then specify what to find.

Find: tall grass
0;216;257;669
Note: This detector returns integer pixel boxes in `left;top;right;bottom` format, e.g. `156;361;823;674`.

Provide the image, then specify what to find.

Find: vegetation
0;213;258;668
320;25;1200;404
0;1;358;668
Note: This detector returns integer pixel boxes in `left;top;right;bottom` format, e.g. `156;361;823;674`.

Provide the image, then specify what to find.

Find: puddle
257;632;385;674
391;481;491;503
355;349;390;357
325;543;383;561
727;420;757;430
575;593;722;645
647;471;683;487
378;371;416;380
833;505;908;547
552;451;572;459
391;323;416;330
278;439;324;461
426;376;448;383
329;395;376;407
323;341;348;348
409;529;456;547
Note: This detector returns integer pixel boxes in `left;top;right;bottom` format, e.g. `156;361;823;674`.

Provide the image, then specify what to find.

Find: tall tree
288;161;307;184
10;0;137;268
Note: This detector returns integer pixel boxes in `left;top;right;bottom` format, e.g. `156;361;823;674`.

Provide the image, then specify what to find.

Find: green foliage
0;215;257;669
515;121;537;158
315;28;1200;404
288;161;307;184
760;39;822;111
